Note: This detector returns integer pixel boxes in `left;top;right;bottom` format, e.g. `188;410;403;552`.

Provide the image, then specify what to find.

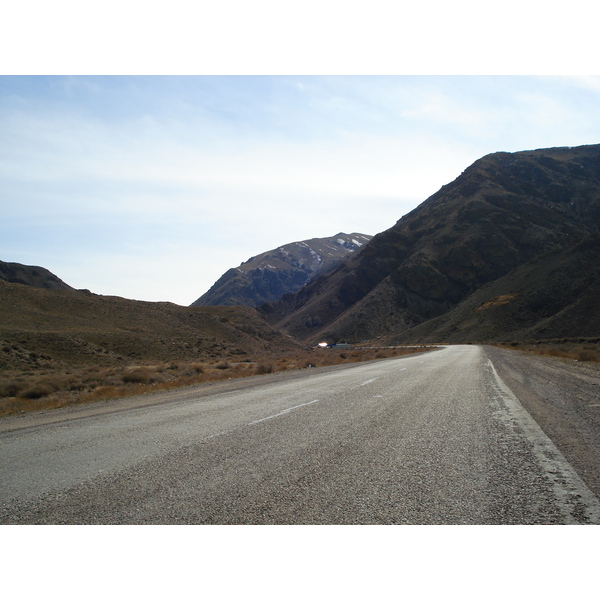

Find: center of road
247;398;322;425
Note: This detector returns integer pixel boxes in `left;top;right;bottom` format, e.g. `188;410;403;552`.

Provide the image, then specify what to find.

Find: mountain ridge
4;144;599;349
0;260;75;291
191;232;372;308
259;144;600;343
0;278;301;371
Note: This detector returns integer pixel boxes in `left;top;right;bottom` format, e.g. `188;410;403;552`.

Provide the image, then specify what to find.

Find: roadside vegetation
0;346;434;418
495;337;600;363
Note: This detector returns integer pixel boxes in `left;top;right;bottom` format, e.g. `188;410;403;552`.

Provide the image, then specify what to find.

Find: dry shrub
13;374;63;399
87;385;130;401
504;341;600;363
66;377;87;391
575;348;600;362
541;348;568;358
215;362;231;370
255;363;273;374
0;380;25;398
180;366;199;377
18;383;55;399
122;368;151;384
0;395;69;417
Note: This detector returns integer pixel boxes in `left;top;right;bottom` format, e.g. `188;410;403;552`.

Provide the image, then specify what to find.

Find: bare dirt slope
0;260;74;290
0;279;300;370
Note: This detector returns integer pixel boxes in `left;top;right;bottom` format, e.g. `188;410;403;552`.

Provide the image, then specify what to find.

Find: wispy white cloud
2;75;600;304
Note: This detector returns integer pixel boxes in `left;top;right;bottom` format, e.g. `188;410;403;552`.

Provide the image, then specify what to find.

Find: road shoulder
483;345;600;500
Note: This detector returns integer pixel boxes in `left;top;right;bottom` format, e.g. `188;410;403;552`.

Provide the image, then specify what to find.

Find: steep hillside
0;279;300;371
394;233;600;343
0;260;75;290
191;233;371;308
260;144;600;343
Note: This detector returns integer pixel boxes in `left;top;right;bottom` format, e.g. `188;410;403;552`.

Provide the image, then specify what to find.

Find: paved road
1;345;599;524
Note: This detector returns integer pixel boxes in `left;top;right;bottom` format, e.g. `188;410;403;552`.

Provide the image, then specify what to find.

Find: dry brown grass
496;338;600;363
0;345;435;418
476;293;518;311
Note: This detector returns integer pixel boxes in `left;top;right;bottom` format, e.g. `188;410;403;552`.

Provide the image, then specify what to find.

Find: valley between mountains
1;143;599;413
1;144;599;523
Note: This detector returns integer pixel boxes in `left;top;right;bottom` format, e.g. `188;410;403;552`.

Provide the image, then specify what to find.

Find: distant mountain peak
191;232;372;308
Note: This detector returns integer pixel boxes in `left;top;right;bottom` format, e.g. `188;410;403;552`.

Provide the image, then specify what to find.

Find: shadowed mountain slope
393;233;600;344
260;144;600;343
0;260;75;291
191;233;371;308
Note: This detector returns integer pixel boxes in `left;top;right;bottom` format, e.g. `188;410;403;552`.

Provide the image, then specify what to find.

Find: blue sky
3;75;600;305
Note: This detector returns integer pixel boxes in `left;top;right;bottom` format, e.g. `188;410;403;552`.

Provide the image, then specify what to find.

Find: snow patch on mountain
191;231;373;308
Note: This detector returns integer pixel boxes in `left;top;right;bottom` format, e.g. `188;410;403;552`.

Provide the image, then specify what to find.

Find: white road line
487;359;600;523
204;431;227;441
247;399;321;426
360;378;378;386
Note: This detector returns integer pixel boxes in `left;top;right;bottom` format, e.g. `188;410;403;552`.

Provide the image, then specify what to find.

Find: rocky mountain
0;260;75;290
191;233;372;308
260;144;600;343
395;233;600;344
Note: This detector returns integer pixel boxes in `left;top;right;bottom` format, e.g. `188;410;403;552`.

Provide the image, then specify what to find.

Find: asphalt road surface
1;345;599;524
